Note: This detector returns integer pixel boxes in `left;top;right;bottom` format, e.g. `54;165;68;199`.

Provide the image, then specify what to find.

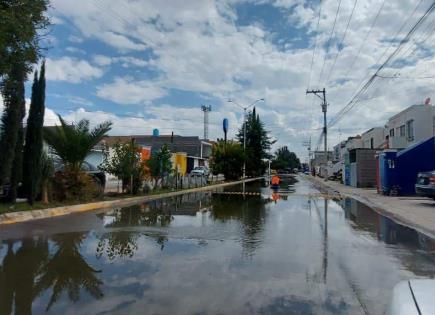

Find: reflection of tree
211;194;270;257
0;242;15;315
0;238;48;315
34;233;103;311
97;204;174;260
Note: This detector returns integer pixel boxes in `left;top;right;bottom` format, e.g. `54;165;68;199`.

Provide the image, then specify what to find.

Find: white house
386;104;435;149
361;127;385;149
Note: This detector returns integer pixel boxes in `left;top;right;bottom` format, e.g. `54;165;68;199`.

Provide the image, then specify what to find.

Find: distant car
415;170;435;200
386;279;435;315
191;166;210;176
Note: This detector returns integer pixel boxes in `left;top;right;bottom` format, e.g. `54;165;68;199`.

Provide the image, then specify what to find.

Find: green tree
0;0;49;78
0;0;49;195
0;64;25;188
146;144;172;187
44;116;112;172
271;146;301;171
22;62;46;205
237;107;272;176
210;140;244;180
44;115;111;201
99;140;145;194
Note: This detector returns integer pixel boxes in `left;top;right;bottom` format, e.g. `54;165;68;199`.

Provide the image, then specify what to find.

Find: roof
103;135;211;157
388;104;433;122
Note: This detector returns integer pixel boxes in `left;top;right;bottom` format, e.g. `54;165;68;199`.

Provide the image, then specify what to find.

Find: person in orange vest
271;175;280;186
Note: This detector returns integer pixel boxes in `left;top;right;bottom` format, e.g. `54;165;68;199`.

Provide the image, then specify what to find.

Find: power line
344;0;387;79
307;0;323;90
325;0;358;85
338;0;426;112
328;1;434;128
318;0;342;86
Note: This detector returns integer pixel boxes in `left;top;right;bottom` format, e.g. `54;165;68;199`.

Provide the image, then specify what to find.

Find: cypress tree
0;64;26;187
23;62;46;204
237;107;272;177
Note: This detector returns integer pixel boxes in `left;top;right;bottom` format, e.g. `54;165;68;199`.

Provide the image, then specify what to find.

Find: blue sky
2;0;434;160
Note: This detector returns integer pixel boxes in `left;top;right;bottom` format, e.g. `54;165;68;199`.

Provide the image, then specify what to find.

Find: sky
1;0;434;161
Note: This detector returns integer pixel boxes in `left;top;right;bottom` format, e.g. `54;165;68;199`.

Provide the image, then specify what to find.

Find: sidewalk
307;175;435;239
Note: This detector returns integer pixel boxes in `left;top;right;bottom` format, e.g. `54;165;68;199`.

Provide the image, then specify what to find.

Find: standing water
0;176;434;315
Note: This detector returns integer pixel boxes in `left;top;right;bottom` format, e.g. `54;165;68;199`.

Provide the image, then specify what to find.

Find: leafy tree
271;146;301;171
0;0;49;79
237;107;272;176
210;140;244;180
146;145;172;187
22;62;46;205
44;116;111;201
0;64;25;188
0;0;49;197
99;141;145;194
44;115;112;172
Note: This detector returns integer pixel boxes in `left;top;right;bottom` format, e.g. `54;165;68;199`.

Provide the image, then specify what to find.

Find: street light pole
228;98;264;194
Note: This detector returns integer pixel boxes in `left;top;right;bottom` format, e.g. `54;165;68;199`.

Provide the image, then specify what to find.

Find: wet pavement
1;176;435;315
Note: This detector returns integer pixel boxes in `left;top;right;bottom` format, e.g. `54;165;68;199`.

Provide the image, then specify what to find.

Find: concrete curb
305;175;435;240
0;177;263;226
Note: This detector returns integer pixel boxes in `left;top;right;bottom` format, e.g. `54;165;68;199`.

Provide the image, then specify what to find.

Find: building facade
387;104;435;149
361;127;385;149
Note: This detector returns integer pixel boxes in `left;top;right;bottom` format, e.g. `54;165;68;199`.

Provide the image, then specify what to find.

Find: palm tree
44;115;112;172
34;233;103;311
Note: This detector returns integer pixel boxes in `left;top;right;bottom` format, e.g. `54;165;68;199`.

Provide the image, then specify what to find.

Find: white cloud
96;77;167;105
45;57;103;83
48;0;435;160
0;95;60;126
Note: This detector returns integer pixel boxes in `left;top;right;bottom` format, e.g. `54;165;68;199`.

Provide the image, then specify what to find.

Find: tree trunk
41;182;48;204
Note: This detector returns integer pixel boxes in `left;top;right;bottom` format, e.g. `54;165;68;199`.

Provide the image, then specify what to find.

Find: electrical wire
325;0;358;85
328;1;434;128
307;0;323;90
343;0;387;79
318;0;342;86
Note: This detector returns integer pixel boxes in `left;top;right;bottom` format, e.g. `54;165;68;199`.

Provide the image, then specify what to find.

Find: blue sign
223;118;228;133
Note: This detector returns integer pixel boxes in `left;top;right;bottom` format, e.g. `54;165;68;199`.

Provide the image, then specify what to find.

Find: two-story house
386;104;435;149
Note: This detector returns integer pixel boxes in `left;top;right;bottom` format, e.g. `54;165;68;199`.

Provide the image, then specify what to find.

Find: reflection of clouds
65;294;137;315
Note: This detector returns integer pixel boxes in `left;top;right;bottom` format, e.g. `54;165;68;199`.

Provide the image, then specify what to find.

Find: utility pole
306;88;328;179
302;136;312;172
201;105;212;140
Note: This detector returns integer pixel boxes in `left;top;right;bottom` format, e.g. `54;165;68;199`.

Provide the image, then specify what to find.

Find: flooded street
1;176;435;315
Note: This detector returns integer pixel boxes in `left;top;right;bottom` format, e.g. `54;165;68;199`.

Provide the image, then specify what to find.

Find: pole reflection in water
323;198;328;284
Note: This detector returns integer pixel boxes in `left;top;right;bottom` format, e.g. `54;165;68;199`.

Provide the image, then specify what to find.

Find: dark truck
415;170;435;200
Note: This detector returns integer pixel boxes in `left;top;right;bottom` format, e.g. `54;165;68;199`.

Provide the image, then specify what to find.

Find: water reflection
340;198;435;252
2;179;435;314
0;238;48;315
211;194;270;258
0;234;103;313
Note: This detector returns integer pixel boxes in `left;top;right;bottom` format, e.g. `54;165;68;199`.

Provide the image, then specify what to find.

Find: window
406;119;414;141
370;138;374;149
400;125;405;137
389;129;394;137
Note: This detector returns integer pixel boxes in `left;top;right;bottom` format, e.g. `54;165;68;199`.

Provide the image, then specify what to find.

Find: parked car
415;170;435;200
191;166;210;176
386;279;435;315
